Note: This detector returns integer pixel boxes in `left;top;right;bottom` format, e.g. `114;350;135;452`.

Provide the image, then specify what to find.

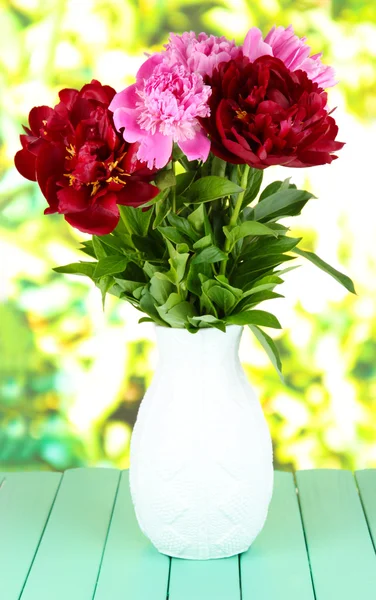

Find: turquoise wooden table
1;469;376;599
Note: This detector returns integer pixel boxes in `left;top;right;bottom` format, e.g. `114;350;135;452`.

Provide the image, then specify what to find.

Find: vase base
156;545;251;561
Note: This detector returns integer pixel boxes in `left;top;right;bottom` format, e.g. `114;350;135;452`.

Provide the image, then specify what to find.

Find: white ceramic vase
129;325;274;560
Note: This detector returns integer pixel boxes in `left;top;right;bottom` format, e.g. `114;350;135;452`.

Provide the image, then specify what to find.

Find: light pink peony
109;55;211;169
243;25;337;88
164;31;240;78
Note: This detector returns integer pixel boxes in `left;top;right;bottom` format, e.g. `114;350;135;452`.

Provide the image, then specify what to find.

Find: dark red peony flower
15;80;160;235
200;55;344;169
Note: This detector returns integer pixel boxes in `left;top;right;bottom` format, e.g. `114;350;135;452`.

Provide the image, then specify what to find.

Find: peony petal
58;88;79;110
14;148;37;181
43;177;60;213
122;143;156;179
112;107;144;143
36;143;66;198
28;106;54;135
57;187;90;214
243;28;273;62
137;132;173;169
64;192;119;235
79;81;116;104
122;142;144;174
109;84;138;113
178;129;211;163
116;181;160;207
136;54;163;84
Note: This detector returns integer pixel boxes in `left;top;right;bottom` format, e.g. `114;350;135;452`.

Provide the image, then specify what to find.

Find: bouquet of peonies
15;25;355;377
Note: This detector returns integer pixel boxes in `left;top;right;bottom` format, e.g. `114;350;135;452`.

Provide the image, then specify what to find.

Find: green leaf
187;203;205;234
166;243;190;284
240;167;264;209
226;309;282;328
113;278;145;294
186;262;212;295
242;275;283;296
92;236;108;259
234;254;296;289
240;236;302;261
149;273;174;305
143;262;160;279
259;178;293;202
253;189;315;222
131;233;163;256
211;156;227;177
53;262;96;278
139;289;166;326
157;226;189;245
97;275;114;309
185;176;243;204
249;325;284;382
267;223;290;235
153;194;170;229
140;187;169;208
223;221;278;249
235;290;284;312
167;212;200;241
79;240;96;259
274;265;300;277
204;284;238;313
155;168;176;190
164;301;196;327
156;293;196;327
108;284;125;298
132;286;145;300
97;234;127;254
213;275;243;300
119;205;153;237
93;255;128;278
191;245;227;265
189;314;226;332
175;171;196;196
193;234;212;250
123;261;148;282
293;248;356;294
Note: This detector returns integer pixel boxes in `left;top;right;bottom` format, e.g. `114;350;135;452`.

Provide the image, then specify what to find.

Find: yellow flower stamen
65;144;76;160
236;109;248;120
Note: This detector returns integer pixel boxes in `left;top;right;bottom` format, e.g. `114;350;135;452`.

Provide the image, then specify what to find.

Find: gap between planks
354;472;376;555
165;557;172;600
293;471;317;600
91;472;123;599
17;473;64;599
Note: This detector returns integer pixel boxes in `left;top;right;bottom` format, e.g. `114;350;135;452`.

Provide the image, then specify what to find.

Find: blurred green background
1;0;375;472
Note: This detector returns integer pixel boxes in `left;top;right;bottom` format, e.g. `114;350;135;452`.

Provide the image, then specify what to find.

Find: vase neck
154;325;243;368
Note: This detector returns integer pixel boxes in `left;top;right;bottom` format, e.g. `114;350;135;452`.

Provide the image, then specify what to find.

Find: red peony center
63;140;129;197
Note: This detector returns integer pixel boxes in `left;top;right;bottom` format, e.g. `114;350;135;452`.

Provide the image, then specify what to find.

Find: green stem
219;164;250;277
171;160;177;213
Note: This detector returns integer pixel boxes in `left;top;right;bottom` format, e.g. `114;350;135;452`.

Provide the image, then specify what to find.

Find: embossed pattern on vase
129;325;274;560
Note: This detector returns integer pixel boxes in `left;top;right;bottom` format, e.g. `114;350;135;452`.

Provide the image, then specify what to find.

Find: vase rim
154;324;243;331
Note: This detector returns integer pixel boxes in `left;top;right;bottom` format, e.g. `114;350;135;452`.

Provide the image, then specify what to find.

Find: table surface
0;468;376;599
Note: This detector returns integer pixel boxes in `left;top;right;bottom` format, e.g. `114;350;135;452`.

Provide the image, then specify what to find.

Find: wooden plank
240;471;314;600
20;468;120;600
356;469;376;550
94;470;170;600
296;469;376;600
169;555;240;600
0;471;62;600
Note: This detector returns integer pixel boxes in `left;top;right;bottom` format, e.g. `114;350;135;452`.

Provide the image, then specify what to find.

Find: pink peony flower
109;55;211;169
164;31;240;78
243;25;337;88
